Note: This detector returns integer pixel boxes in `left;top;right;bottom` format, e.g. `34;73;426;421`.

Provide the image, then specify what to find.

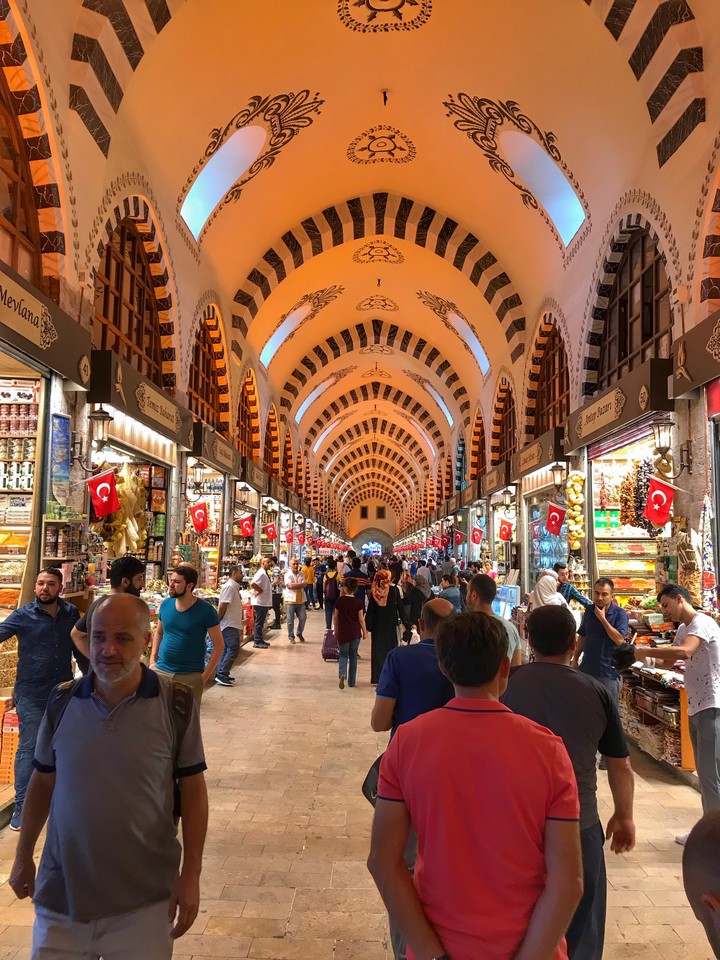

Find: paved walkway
0;608;712;958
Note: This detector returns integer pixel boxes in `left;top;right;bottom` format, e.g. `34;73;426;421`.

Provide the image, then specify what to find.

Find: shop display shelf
43;517;85;524
0;583;22;588
0;458;35;463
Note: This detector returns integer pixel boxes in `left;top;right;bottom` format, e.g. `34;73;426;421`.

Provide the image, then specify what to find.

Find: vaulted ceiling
24;0;720;530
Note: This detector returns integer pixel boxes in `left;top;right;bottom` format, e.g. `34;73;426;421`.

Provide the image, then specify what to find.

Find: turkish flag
297;532;305;546
285;529;294;544
239;515;254;538
499;518;514;541
644;476;676;526
454;530;463;546
307;535;314;547
264;522;277;540
471;526;483;545
88;469;120;517
441;535;450;549
189;502;209;532
545;503;567;536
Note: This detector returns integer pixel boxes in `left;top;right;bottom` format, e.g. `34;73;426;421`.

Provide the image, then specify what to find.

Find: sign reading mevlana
510;427;566;482
0;262;92;388
89;351;193;448
192;422;241;477
563;358;673;454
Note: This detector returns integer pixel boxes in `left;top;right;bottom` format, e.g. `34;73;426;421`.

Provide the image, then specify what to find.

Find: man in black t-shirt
503;605;636;960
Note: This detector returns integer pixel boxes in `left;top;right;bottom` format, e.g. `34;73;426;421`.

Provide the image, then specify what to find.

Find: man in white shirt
215;565;246;686
250;557;273;649
656;583;720;843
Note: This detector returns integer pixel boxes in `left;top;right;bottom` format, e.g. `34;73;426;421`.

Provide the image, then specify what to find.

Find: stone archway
352;528;394;556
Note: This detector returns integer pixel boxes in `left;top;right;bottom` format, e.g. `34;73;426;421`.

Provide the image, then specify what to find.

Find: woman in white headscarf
528;573;569;611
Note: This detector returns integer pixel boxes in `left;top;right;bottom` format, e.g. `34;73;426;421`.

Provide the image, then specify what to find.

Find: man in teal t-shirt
150;564;223;707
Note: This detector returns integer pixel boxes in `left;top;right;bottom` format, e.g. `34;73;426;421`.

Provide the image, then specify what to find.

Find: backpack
46;676;194;821
324;574;340;601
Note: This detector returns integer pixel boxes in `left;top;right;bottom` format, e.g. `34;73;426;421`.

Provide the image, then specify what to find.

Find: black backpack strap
46;678;83;734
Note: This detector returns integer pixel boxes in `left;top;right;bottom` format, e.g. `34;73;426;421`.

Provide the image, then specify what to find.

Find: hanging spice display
565;470;585;551
619;468;636;527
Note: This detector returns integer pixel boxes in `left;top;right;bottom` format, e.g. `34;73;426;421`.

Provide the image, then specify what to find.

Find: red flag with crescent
87;469;120;518
545;503;567;536
285;529;294;544
189;502;209;532
307;535;314;547
643;476;675;526
297;532;305;546
471;526;483;545
454;530;463;546
264;522;277;540
441;535;450;549
239;515;254;538
499;518;514;542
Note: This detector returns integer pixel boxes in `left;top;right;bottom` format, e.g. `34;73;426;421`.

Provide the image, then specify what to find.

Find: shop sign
0;262;92;389
192;422;241;477
89;351;193;448
510;428;567;482
563;358;673;454
461;480;480;507
448;492;462;514
672;308;720;399
287;491;300;513
241;457;269;494
268;478;287;504
481;462;510;498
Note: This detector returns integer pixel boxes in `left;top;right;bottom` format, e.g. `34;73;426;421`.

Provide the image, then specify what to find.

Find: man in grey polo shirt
8;593;208;959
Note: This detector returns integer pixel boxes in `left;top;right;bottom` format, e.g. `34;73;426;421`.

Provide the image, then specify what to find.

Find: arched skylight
424;382;453;428
499;130;585;246
180;125;266;240
295;381;327;424
449;312;490;375
260;302;313;368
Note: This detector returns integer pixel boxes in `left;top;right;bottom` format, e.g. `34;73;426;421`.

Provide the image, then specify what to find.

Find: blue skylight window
260;302;313;368
449;312;490;375
313;422;337;454
424;382;453;428
180;125;266;240
295;381;327;424
499;131;585;246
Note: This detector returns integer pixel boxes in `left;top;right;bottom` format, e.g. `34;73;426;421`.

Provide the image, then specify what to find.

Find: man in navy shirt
371;597;455;960
0;568;79;830
572;577;629;703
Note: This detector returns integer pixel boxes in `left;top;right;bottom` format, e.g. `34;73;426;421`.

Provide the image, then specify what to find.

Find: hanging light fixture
550;461;567;492
87;405;114;447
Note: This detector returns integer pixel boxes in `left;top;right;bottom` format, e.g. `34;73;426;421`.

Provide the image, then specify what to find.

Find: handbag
361;753;384;806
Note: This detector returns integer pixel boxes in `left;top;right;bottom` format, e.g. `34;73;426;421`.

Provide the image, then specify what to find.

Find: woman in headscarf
365;568;405;683
528;573;569;611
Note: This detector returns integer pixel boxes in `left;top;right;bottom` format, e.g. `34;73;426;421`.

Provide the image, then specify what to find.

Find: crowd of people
1;552;720;957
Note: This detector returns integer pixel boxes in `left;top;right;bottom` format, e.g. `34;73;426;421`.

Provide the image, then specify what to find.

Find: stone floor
0;609;712;958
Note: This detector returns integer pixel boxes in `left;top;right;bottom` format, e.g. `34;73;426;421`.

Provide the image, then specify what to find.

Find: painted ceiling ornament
268;285;345;357
178;90;324;242
338;0;432;33
347;125;416;165
353;239;405;265
359;344;394;355
357;295;399;311
416;290;481;365
442;94;590;252
362;364;391;379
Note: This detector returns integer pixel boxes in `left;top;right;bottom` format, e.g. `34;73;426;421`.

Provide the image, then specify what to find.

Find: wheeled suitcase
322;628;339;661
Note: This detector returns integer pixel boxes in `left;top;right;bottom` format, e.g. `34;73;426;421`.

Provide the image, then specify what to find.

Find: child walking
333;577;367;689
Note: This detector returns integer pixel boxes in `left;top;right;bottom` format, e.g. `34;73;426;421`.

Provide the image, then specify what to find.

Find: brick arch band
699;180;720;317
523;312;570;442
320;423;429;470
331;450;420;492
280;319;471;427
0;0;66;281
490;376;515;465
238;366;261;458
281;428;294;488
469;409;487;480
582;213;672;397
335;460;414;497
233;192;527;363
96;195;177;389
343;481;407;512
263;403;280;477
191;303;231;435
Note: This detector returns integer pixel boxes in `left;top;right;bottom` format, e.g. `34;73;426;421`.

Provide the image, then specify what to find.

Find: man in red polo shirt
368;611;583;960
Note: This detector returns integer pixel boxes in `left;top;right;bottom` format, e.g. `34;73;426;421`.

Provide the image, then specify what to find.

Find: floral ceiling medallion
360;344;394;355
362;362;391;379
353;239;405;265
357;295;399;311
442;95;591;254
348;125;416;165
338;0;432;33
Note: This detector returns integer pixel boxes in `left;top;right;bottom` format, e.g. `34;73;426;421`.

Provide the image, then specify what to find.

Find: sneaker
215;675;235;686
253;641;270;649
339;675;346;689
289;637;296;644
675;831;690;846
298;635;306;643
9;806;21;831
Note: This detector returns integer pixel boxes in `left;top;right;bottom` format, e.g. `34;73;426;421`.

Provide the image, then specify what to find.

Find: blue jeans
304;584;315;608
217;626;241;679
324;599;336;630
339;638;361;686
253;605;269;643
14;694;47;810
286;603;307;640
566;821;607;960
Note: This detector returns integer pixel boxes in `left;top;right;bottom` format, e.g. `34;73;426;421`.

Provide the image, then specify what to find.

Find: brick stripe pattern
455;435;466;491
335;461;413;500
424;477;436;513
445;452;454;496
469;409;487;480
700;186;720;315
280;318;471;428
0;0;65;280
295;450;303;495
584;0;705;166
97;196;176;389
238;369;260;461
281;429;294;489
70;0;183;156
343;481;406;514
331;449;420;494
524;313;566;442
233;192;527;363
582;212;668;397
263;405;280;479
195;304;230;436
490;377;514;466
320;424;429;471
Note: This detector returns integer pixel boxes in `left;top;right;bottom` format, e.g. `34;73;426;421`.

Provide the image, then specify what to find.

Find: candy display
565;470;585;551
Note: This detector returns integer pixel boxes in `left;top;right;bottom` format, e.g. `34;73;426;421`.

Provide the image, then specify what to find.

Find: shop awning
510;427;567;482
192;422;241;477
0;262;92;389
671;308;720;399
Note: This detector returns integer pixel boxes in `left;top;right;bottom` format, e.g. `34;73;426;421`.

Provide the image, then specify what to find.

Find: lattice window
93;220;164;385
0;71;41;284
188;322;225;435
535;326;570;436
598;230;672;392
